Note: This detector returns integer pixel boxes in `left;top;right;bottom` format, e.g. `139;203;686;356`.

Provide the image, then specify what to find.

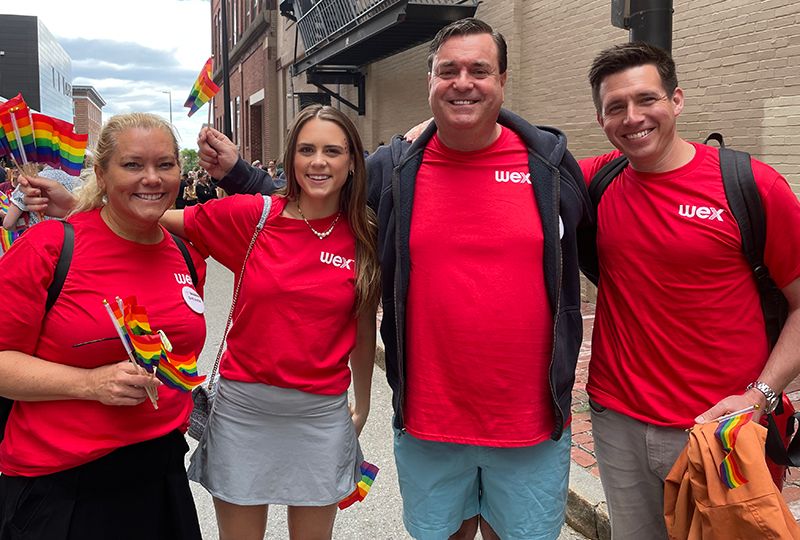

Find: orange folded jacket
664;421;800;539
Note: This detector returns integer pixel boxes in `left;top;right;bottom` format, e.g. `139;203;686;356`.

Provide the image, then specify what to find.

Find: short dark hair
427;18;507;74
589;42;678;113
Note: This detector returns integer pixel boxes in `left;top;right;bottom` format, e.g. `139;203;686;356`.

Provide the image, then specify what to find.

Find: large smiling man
194;17;591;540
579;42;800;540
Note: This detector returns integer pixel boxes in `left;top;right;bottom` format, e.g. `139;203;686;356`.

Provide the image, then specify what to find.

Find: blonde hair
71;113;180;215
282;105;380;314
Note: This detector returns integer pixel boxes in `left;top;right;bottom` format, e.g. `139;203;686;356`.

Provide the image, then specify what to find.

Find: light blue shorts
394;427;571;540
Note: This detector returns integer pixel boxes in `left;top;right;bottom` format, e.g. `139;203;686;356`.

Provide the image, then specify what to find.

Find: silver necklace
296;202;342;240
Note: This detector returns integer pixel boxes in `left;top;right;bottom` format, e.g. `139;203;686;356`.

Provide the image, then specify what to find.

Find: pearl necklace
296;202;342;240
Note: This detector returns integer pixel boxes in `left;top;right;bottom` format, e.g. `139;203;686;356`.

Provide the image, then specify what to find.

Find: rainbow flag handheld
338;461;380;509
103;297;205;393
0;94;87;175
52;117;88;176
157;351;206;391
32;113;56;165
0;94;29;164
184;57;220;117
714;412;753;489
128;332;164;373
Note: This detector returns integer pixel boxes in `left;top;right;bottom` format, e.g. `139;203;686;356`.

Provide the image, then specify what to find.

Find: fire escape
282;0;479;114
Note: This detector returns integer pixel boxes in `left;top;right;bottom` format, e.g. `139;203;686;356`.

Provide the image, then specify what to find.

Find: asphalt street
188;258;587;539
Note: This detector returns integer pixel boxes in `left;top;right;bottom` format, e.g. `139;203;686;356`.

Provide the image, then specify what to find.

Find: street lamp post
161;89;173;124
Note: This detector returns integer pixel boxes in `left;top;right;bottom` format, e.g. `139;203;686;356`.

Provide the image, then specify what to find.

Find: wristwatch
746;381;780;414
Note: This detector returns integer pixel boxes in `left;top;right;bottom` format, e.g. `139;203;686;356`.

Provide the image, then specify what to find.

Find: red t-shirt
0;209;207;476
580;143;800;428
184;194;357;395
404;128;555;446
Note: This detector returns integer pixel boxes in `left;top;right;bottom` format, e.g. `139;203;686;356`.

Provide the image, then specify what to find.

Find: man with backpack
579;41;800;539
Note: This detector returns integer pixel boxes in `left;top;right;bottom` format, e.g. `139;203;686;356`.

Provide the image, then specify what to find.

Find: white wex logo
320;251;354;270
494;170;531;184
174;273;193;285
678;205;725;222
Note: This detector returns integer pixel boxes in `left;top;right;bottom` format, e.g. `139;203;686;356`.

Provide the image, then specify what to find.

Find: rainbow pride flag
157;351;206;391
184;57;220;117
51;117;88;176
129;332;164;373
105;296;205;392
0;94;27;164
11;105;36;163
714;412;752;489
32;113;56;165
0;94;86;174
0;191;23;253
124;304;153;336
338;461;379;509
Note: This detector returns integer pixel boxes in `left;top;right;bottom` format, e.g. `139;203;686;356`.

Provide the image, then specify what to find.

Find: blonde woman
0;113;206;540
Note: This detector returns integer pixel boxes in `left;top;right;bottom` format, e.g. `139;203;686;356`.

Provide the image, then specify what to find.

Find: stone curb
566;464;610;540
373;334;610;539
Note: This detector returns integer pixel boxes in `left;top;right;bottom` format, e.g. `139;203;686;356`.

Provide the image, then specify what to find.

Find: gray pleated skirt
187;377;363;506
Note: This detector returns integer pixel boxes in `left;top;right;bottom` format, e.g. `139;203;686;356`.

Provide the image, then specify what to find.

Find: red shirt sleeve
183;194;270;272
0;220;64;354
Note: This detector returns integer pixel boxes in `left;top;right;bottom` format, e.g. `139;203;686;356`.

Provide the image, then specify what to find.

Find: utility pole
220;0;232;139
611;0;674;53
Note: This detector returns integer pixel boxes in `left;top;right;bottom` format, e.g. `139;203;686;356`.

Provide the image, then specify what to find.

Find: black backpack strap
719;147;788;349
580;155;630;285
170;233;198;288
46;221;74;312
588;155;629;207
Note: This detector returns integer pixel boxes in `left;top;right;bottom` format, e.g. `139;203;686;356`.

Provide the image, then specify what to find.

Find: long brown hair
282;105;379;313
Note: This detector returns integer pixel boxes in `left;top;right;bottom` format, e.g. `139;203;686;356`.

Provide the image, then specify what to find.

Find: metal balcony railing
295;0;472;55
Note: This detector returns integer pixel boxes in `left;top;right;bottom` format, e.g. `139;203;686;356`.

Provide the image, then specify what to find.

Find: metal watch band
747;381;780;414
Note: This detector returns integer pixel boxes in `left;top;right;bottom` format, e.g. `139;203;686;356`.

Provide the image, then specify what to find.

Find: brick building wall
327;0;800;194
72;91;103;151
253;0;800;193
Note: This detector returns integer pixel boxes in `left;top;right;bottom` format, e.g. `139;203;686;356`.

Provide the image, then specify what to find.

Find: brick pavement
572;302;800;519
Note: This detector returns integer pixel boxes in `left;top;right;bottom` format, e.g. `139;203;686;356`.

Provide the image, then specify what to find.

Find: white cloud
5;0;213;148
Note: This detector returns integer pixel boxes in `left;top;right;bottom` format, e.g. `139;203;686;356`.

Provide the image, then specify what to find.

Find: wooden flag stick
102;299;159;409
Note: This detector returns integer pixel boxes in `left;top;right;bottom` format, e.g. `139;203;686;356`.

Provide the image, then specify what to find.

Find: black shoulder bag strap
169;233;198;287
716;139;798;466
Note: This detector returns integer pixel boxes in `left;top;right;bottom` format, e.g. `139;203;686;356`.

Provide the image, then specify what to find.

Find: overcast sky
6;0;213;149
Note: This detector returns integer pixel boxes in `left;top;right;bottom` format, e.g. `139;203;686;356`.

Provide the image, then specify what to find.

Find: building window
232;0;238;46
234;96;241;145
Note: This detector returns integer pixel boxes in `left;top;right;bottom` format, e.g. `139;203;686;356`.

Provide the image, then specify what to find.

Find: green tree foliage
180;148;199;173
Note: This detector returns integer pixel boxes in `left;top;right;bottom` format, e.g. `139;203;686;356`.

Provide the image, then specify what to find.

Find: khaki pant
590;400;689;540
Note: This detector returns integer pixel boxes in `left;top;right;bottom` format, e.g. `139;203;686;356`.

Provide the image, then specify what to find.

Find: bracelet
746;381;780;414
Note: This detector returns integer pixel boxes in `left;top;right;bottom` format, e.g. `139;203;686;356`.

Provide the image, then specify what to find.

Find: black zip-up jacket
216;108;593;440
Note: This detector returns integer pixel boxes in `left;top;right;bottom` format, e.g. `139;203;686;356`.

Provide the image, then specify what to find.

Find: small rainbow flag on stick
158;350;206;391
184;57;220;117
0;94;87;176
714;412;753;489
103;297;206;396
338;461;380;509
